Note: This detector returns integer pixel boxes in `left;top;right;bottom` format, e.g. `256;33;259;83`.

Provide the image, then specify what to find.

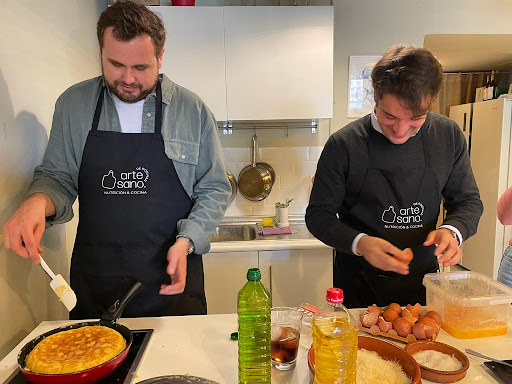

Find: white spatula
39;255;77;311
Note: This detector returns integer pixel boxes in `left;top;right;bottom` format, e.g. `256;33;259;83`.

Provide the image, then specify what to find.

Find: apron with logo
70;81;206;319
335;123;440;308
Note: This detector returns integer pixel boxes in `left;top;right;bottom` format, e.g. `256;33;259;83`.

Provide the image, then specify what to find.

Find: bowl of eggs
405;341;469;383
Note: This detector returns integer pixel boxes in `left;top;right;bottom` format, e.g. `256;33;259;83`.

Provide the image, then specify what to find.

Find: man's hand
159;237;189;295
2;193;55;263
423;229;462;267
356;235;410;275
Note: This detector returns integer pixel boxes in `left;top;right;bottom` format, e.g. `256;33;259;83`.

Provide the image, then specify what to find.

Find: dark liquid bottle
488;71;497;100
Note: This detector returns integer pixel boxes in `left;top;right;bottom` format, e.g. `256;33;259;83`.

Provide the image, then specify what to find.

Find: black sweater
305;113;483;255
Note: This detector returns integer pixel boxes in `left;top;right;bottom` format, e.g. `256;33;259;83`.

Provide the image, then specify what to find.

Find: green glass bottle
238;268;271;384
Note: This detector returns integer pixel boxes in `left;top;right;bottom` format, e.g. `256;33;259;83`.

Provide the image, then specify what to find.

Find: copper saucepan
17;282;144;384
238;135;275;201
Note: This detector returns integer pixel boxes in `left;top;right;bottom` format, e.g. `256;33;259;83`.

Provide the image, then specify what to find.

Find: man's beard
103;72;159;103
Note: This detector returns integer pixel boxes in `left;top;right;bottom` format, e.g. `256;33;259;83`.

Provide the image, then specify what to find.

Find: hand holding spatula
39;255;77;311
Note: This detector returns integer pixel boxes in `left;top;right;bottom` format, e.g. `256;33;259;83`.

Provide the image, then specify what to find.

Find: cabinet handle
269;265;273;307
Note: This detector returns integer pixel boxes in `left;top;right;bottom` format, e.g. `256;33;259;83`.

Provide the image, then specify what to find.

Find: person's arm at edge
498;186;512;225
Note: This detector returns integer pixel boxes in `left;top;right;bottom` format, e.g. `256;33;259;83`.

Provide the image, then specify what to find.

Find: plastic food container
423;271;512;339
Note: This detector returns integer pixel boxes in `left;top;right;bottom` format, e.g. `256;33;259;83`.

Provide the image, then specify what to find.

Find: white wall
333;0;512;133
0;1;104;359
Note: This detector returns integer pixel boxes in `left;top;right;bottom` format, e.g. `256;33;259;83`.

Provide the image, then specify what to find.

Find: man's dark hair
97;0;166;58
371;45;443;115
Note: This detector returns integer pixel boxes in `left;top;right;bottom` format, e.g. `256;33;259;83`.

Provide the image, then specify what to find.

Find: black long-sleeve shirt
306;113;483;255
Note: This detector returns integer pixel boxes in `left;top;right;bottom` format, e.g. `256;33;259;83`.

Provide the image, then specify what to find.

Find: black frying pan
17;282;144;384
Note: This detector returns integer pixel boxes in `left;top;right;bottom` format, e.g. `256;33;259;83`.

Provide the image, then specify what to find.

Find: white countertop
1;311;511;384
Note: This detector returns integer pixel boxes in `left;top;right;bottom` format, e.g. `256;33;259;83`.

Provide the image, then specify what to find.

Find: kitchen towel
259;226;292;236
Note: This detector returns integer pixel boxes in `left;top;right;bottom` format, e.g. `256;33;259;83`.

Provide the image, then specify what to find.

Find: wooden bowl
405;341;470;383
308;335;421;384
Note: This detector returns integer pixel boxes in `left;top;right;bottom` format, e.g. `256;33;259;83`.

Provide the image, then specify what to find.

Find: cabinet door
224;7;333;120
259;249;333;308
203;251;258;314
152;7;227;121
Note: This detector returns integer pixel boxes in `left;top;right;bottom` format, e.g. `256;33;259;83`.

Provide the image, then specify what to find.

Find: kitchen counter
209;216;330;253
1;311;511;384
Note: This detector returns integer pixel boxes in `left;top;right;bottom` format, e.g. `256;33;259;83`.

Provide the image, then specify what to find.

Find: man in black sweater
306;45;483;308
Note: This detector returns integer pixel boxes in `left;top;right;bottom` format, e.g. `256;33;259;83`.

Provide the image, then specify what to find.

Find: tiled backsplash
223;146;323;217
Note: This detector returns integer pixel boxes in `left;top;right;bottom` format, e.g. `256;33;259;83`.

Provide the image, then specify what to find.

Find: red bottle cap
326;288;344;304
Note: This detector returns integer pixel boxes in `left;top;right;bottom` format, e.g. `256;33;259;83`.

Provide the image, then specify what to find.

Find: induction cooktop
4;329;153;384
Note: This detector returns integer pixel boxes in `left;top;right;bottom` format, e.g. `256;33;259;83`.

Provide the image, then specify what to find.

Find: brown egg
393;317;412;337
402;314;417;327
359;312;378;327
412;303;423;317
382;308;399;322
395;248;414;265
402;308;415;319
405;305;417;317
377;316;393;333
423;325;436;339
417;315;440;331
412;323;427;340
425;311;442;325
367;305;382;317
386;303;402;315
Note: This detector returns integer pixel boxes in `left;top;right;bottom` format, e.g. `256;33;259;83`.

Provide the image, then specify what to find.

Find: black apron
335;122;440;308
70;81;206;319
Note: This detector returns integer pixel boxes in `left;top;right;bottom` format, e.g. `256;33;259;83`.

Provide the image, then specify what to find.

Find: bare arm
497;186;512;225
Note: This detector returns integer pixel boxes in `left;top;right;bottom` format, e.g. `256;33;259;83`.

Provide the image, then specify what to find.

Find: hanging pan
17;282;144;384
227;171;237;202
238;134;275;201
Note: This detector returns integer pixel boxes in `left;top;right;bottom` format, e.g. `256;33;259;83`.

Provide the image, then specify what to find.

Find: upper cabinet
224;7;333;120
153;7;228;121
153;6;333;121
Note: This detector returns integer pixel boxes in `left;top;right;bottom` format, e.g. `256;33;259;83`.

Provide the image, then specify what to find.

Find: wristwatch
447;229;459;244
177;235;195;255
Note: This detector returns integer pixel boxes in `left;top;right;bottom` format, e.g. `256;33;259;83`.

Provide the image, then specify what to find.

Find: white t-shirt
112;94;144;133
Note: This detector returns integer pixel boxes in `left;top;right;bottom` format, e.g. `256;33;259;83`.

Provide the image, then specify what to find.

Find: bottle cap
326;287;344;304
230;332;238;341
247;268;261;281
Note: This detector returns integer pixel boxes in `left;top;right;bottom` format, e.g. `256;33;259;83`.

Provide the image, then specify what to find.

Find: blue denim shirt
28;74;230;254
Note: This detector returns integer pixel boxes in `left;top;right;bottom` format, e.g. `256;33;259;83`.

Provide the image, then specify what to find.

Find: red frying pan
17;282;144;384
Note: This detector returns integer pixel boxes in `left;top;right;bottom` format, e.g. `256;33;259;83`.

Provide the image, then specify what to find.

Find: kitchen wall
2;0;512;362
223;144;323;216
0;0;106;360
332;0;512;133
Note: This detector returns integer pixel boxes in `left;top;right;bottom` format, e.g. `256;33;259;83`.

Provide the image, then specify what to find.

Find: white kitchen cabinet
224;7;333;120
259;249;333;308
202;251;258;314
151;7;228;121
153;6;333;121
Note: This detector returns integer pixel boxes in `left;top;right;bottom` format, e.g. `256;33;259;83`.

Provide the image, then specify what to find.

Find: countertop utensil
465;349;512;369
39;254;77;311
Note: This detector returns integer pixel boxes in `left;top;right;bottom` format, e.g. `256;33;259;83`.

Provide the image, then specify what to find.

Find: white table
0;312;511;383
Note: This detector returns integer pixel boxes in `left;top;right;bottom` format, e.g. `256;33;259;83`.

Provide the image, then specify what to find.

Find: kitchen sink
209;224;258;242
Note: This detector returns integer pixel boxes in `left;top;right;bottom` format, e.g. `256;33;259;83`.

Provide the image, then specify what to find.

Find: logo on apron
102;167;150;195
382;202;424;230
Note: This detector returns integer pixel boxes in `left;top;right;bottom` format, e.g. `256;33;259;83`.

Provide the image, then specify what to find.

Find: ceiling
423;34;512;73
